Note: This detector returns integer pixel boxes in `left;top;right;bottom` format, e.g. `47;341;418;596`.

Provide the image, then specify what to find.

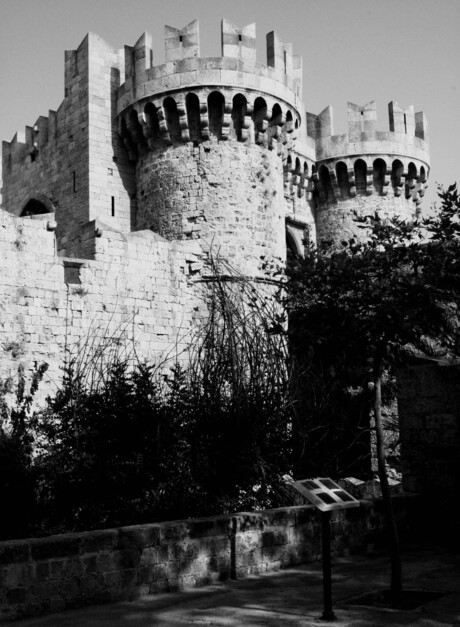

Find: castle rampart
307;100;430;244
0;209;205;402
0;17;430;390
114;20;315;273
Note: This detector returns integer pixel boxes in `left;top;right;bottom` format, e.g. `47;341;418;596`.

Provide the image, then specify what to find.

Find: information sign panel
292;477;360;512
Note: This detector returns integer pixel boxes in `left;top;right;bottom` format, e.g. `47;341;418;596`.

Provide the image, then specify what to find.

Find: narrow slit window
72;171;76;193
111;196;115;217
238;34;242;42
179;35;183;43
403;113;407;133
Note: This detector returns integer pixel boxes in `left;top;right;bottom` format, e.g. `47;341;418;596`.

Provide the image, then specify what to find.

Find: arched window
286;226;305;263
373;158;386;194
186;93;201;142
269;103;282;127
354;159;367;195
208;91;225;138
20;194;55;218
21;199;50;217
407;162;417;184
336;161;350;198
163;97;181;142
391;159;404;188
232;93;247;140
253;97;267;134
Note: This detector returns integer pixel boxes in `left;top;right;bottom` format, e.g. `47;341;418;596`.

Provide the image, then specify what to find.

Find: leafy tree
282;184;460;606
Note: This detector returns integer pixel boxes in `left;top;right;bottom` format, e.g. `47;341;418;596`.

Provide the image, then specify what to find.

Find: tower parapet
307;100;430;245
1;19;430;265
116;19;315;273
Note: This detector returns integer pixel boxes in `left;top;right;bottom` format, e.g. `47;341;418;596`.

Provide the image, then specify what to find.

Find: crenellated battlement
1;17;431;263
120;19;301;92
308;100;429;163
117;20;303;137
308;100;429;212
0;13;435;393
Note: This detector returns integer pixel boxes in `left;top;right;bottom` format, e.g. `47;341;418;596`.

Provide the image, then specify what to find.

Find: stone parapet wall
0;210;205;403
0;498;416;622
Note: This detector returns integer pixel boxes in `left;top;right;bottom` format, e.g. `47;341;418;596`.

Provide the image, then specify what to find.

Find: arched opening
286;230;300;263
354;159;367;195
20;199;50;217
269;103;282;127
419;165;427;183
232;93;247;140
186;93;201;142
336;161;350;198
208;91;225;138
406;162;418;196
253;97;268;134
285;155;293;188
163;97;181;143
144;102;160;147
391;159;404;189
285;225;306;265
373;158;386;194
286;110;293;133
319;165;335;203
294;157;301;175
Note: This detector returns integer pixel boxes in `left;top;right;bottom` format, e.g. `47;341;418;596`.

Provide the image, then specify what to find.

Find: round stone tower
116;20;315;274
307;100;430;246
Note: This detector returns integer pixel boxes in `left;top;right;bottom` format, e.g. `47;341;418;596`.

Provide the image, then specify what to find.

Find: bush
1;263;295;538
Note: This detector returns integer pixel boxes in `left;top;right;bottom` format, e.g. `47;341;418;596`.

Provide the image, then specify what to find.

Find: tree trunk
374;366;403;607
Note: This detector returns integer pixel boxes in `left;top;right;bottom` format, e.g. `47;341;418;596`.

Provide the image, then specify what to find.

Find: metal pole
321;510;336;621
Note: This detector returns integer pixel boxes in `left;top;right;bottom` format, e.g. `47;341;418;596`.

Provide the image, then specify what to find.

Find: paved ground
4;545;460;626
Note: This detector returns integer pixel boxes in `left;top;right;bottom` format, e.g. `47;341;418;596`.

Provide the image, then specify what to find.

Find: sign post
291;477;360;621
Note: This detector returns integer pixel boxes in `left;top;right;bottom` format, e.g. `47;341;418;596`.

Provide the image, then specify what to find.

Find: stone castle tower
0;19;430;390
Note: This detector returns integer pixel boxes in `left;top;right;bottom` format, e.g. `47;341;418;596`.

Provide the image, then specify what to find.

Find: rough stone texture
315;193;416;247
0;210;205;402
0;499;418;622
398;360;460;536
135;141;286;274
1;18;430;387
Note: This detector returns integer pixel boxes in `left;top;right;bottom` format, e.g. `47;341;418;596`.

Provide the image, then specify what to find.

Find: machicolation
0;18;430;394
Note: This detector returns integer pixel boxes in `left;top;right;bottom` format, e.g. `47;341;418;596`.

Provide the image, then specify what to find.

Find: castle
0;19;430;394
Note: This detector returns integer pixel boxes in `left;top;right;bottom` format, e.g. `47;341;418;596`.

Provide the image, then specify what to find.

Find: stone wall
0;498;416;622
135;141;286;274
0;209;205;403
2;34;134;259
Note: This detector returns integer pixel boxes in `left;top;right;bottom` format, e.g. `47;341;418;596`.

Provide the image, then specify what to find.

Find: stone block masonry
0;210;205;403
1;16;430;382
0;497;418;622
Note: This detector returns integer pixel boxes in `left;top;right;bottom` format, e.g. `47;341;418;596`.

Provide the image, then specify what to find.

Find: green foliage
281;183;460;605
278;186;460;479
0;261;294;538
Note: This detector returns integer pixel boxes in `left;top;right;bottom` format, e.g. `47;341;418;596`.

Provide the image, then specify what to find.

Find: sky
0;0;459;211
